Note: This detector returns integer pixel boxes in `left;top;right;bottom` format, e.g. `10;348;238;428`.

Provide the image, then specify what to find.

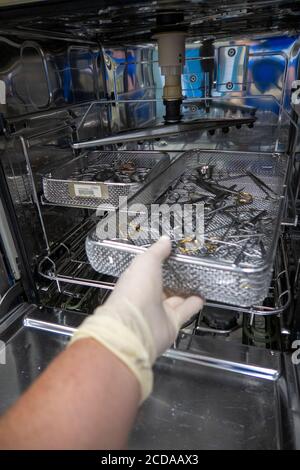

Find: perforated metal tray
86;150;289;307
42;150;170;209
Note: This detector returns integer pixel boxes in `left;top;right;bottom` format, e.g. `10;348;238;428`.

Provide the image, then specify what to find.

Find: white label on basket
74;183;102;198
0;81;6;105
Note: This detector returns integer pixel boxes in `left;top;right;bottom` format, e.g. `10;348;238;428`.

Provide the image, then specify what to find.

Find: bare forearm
0;338;140;449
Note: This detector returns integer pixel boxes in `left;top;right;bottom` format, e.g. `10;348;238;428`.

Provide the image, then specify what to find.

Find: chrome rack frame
38;218;290;317
38;219;116;292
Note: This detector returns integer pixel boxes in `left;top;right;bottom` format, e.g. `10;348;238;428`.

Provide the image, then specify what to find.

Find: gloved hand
70;236;204;402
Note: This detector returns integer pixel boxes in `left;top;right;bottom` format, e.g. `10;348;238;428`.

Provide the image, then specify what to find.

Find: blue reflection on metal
183;47;203;98
251;57;283;93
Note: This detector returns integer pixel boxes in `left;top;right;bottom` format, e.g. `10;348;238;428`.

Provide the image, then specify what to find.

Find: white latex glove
70;236;204;402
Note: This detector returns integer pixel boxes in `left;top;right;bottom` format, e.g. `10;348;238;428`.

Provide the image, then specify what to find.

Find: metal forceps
246;171;278;199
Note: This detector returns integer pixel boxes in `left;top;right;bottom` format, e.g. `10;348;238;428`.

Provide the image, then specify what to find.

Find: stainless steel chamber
0;0;300;449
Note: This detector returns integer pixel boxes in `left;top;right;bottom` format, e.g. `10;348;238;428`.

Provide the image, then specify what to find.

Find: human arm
0;237;203;449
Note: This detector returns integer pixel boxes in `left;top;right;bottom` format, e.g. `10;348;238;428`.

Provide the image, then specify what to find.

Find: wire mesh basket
7;174;32;203
86;150;290;307
42;150;170;210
